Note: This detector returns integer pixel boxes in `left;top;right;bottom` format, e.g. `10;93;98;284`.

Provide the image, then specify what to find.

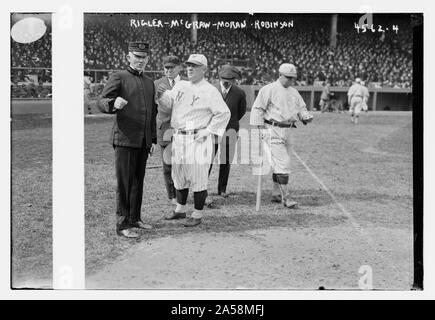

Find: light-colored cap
355;77;362;83
186;54;207;67
279;63;297;77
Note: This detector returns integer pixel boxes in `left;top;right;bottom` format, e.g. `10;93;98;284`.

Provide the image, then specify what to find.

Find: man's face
220;77;235;89
279;74;296;88
164;64;182;79
127;52;149;72
186;63;206;83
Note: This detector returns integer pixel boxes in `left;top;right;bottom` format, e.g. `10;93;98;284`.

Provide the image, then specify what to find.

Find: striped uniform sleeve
206;87;231;137
249;85;268;126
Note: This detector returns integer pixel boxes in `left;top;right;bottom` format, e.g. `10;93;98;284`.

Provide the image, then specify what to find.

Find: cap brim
186;60;204;66
131;51;148;57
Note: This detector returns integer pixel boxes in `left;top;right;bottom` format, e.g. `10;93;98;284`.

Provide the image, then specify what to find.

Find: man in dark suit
209;64;247;198
97;42;157;238
154;55;186;205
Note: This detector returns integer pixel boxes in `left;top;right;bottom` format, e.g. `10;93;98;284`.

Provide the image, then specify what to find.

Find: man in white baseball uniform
360;80;370;113
156;54;230;227
250;63;313;208
347;77;365;124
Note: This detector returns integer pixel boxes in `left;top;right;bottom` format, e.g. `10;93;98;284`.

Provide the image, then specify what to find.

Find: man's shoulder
231;84;245;96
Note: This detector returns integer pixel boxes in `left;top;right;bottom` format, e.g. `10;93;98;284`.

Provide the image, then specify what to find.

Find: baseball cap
219;65;240;80
355;77;362;83
128;42;150;56
279;63;297;78
186;54;207;67
163;55;181;67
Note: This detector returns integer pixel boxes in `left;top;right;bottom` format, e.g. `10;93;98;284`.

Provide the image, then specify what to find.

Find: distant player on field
347;77;365;124
360;80;370;113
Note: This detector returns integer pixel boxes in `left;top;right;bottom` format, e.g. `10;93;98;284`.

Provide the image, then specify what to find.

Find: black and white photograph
10;12;52;289
83;12;420;290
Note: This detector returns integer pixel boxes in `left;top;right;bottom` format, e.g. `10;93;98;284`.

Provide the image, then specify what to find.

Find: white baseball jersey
158;78;230;192
158;79;230;136
347;83;365;100
348;83;365;114
250;80;308;126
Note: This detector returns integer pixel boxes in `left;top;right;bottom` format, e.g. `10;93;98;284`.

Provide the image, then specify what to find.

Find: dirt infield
85;111;413;290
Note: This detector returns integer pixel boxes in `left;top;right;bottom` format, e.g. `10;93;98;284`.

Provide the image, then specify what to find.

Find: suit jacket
154;75;187;146
214;82;247;132
97;66;157;149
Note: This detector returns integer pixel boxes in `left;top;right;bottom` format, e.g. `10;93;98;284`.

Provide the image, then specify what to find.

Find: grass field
11;113;52;288
85;111;413;289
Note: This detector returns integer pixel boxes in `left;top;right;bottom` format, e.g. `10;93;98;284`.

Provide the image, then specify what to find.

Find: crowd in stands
11;14;413;98
11;26;52;98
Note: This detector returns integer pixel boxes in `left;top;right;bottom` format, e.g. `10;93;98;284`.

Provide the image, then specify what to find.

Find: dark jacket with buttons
214;83;247;132
97;67;157;148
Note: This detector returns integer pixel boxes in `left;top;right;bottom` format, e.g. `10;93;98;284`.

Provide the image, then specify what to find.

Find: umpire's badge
138;43;146;50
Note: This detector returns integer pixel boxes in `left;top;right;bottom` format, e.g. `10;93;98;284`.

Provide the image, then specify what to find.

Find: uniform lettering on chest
175;91;184;102
190;94;200;106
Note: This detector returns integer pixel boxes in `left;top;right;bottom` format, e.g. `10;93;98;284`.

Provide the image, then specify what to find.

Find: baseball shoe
218;191;229;198
283;198;298;209
205;197;216;208
132;221;153;230
117;229;140;238
271;194;282;203
164;211;186;220
183;217;202;227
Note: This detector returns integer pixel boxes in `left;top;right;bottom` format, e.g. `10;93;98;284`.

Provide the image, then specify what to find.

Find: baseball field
11;111;52;288
85;110;413;289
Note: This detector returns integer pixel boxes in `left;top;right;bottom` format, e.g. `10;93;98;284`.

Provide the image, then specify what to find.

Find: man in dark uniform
97;42;157;238
154;56;185;205
209;64;247;198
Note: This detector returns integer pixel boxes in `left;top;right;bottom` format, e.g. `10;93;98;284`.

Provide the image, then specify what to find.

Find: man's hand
149;143;156;156
194;129;211;143
156;82;171;98
298;111;313;125
114;97;128;110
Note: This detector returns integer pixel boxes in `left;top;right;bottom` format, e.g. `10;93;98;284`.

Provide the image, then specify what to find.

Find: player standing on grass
97;42;157;238
156;54;230;227
347;77;365;124
360;80;370;113
250;63;313;209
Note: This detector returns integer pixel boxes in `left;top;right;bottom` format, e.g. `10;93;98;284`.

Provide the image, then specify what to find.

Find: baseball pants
350;97;363;115
114;145;149;231
171;132;213;192
264;124;292;175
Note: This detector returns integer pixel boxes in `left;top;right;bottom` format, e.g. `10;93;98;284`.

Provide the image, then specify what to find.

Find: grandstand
11;13;52;99
84;13;413;89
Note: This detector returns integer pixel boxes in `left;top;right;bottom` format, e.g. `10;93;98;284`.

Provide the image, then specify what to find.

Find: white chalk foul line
291;147;405;278
291;147;367;237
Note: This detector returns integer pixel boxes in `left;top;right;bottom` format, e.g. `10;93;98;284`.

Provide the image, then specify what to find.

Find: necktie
222;90;227;99
169;79;174;88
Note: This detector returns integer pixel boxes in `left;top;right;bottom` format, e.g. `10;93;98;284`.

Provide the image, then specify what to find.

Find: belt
174;129;199;135
264;119;296;128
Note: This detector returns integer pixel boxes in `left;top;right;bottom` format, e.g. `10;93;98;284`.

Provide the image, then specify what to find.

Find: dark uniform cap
128;42;150;53
219;65;241;80
163;55;181;67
